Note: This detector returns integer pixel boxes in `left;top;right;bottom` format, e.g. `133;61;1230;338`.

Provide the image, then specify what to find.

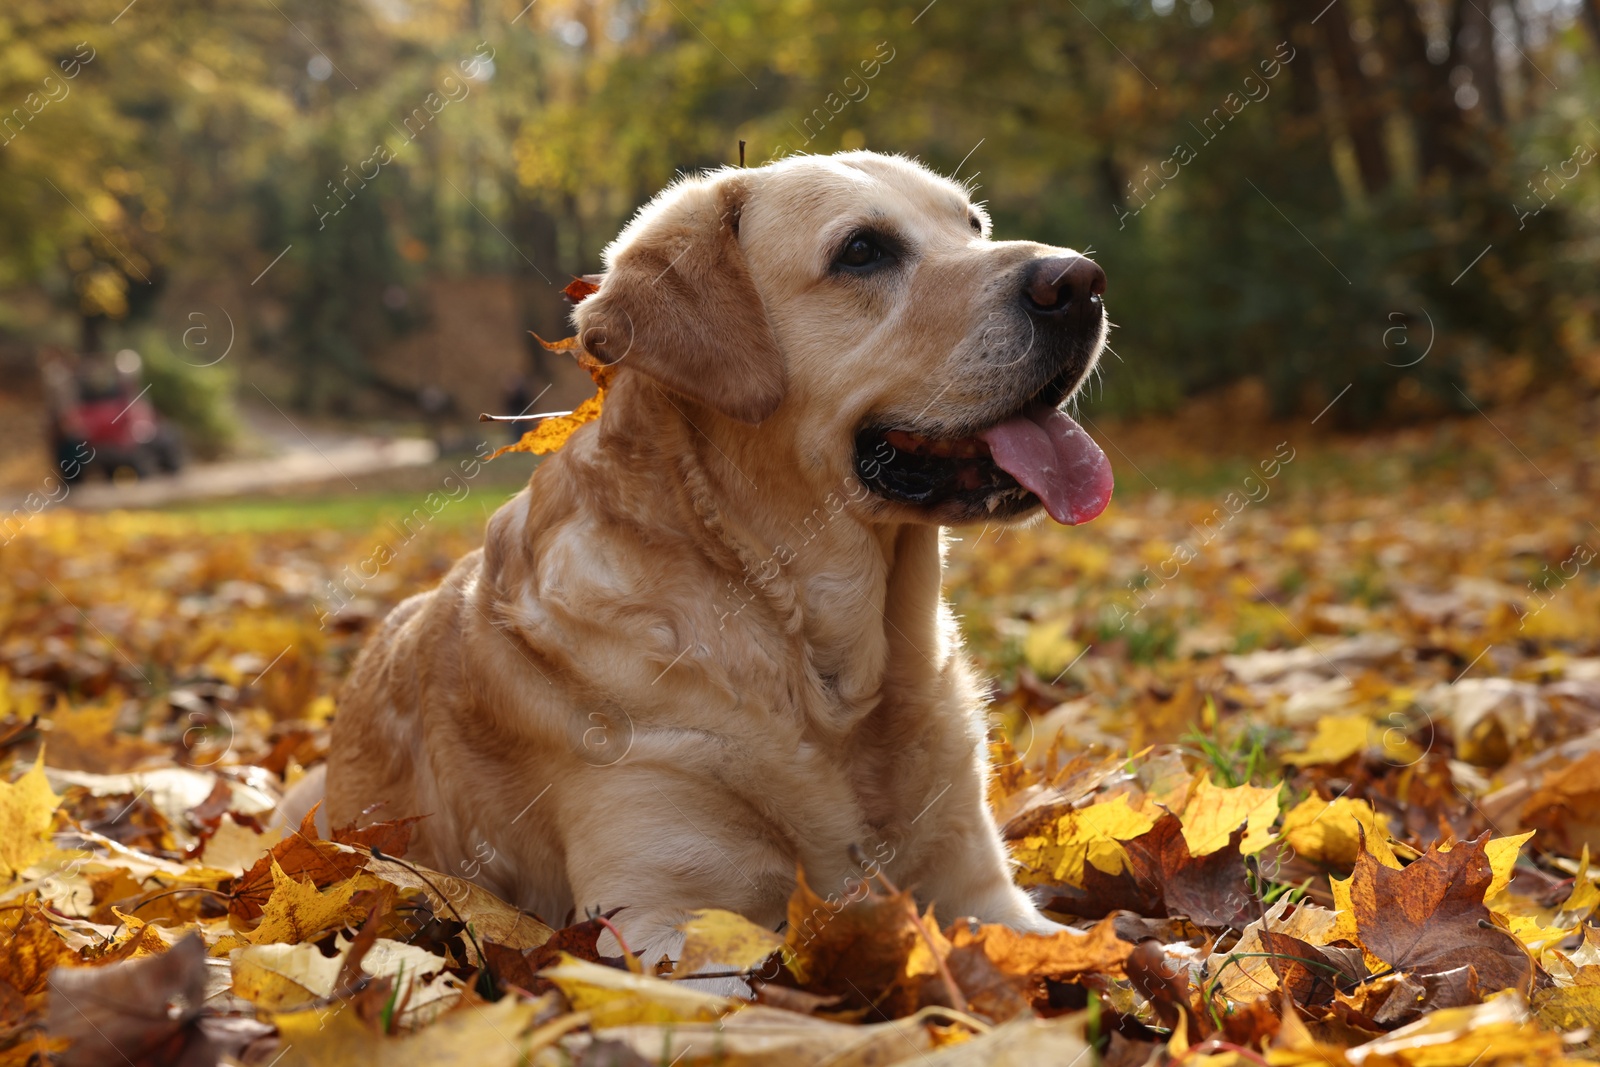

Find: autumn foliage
0;396;1597;1064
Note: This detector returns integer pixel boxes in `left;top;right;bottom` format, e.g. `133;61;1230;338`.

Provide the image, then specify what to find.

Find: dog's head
574;150;1112;527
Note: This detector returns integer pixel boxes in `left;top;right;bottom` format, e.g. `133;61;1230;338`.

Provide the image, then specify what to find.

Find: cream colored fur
323;151;1100;963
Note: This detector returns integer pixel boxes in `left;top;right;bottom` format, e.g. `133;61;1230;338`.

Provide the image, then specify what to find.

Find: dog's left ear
574;174;786;425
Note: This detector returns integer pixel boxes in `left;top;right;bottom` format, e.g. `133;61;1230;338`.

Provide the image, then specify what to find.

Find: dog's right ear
574;174;786;425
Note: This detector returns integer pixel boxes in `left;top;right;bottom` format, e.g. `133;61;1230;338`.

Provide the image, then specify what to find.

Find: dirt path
1;397;439;515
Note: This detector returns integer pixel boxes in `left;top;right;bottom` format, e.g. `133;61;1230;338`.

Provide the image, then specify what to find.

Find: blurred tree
0;0;1595;422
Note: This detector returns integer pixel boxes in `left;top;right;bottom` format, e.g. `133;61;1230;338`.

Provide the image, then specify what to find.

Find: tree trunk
1375;0;1481;180
1583;0;1600;54
1455;0;1505;124
1319;0;1393;194
508;187;569;391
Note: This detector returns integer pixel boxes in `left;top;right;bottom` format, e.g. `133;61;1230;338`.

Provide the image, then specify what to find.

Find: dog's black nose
1022;255;1106;317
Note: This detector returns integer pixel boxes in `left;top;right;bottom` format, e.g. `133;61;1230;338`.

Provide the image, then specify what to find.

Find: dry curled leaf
46;933;210;1067
489;333;616;459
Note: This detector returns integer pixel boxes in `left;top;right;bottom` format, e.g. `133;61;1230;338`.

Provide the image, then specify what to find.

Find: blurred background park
2;0;1599;502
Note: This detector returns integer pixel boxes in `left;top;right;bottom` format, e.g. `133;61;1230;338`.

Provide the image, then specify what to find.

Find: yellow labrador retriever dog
316;150;1113;962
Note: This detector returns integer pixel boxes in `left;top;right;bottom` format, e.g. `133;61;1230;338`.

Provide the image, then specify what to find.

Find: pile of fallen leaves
0;393;1597;1065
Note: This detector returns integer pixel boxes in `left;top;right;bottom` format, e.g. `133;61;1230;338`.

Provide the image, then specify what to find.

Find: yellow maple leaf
674;908;784;977
904;904;953;979
1349;995;1570;1066
1281;713;1370;767
1486;832;1536;898
0;753;61;879
213;859;365;954
1445;830;1533;901
1561;847;1599;920
100;907;170;961
1014;795;1156;886
1179;773;1280;857
1022;618;1082;681
541;953;738;1028
1534;967;1600;1052
272;995;553;1067
1502;912;1578;953
1281;795;1398;868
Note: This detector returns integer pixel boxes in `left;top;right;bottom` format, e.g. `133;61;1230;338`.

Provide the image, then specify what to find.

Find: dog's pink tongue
979;407;1114;525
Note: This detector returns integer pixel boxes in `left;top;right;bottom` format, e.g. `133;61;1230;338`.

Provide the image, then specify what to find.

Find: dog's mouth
854;367;1114;525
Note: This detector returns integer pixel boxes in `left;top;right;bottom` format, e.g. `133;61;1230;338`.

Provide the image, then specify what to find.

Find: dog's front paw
1008;908;1075;937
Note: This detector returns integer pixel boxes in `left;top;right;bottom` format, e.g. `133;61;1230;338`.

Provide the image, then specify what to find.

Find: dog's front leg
559;767;795;965
900;762;1068;936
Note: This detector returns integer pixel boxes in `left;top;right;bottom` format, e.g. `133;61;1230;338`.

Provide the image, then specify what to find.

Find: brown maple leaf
945;914;1131;980
780;868;921;1011
1261;930;1366;1007
1349;833;1534;995
228;805;419;920
1067;813;1257;929
486;909;620;996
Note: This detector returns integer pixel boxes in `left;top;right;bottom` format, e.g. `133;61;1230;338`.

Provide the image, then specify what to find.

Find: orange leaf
489;389;606;460
946;915;1131;979
563;275;601;303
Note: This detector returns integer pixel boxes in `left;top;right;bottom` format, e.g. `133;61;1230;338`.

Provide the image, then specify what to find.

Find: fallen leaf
567;1003;941;1066
1179;773;1280;856
0;902;77;1015
1350;834;1534;994
46;933;210;1067
199;814;282;876
780;867;919;1004
1205;896;1340;1004
0;753;60;878
1071;812;1257;928
1280;794;1397;868
541;953;739;1027
271;994;552;1067
1013;795;1156;886
1345;994;1569;1065
1282;713;1371;766
674;908;783;977
946;915;1131;978
214;859;365;953
1521;750;1600;857
229;806;370;920
1261;929;1367;1007
359;847;552;965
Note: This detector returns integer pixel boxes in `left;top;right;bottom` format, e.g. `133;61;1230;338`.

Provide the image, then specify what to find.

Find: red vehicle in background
45;349;184;481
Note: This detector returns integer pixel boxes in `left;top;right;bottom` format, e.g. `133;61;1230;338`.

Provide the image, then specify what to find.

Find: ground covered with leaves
0;393;1597;1065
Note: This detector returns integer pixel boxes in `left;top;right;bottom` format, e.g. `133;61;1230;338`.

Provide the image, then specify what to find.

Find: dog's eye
836;233;888;271
968;214;983;234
